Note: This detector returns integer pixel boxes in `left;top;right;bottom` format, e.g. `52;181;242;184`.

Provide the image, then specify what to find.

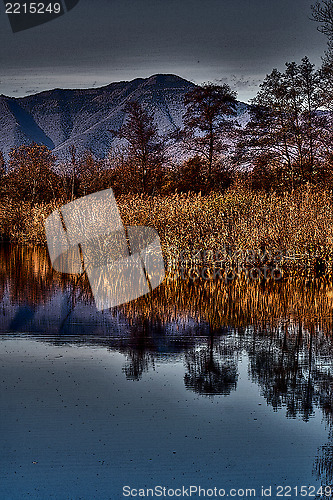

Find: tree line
1;1;333;202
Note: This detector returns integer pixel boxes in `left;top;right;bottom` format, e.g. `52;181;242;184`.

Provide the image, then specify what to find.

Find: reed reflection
0;243;92;305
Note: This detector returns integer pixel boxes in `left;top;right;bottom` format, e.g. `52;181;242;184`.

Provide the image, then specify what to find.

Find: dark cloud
0;0;327;102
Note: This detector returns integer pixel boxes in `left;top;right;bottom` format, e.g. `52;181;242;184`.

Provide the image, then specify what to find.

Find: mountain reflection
2;244;333;488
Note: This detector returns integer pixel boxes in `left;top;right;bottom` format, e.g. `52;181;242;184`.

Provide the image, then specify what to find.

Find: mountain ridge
0;74;248;161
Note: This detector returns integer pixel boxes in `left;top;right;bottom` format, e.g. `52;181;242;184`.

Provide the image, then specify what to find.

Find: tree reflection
314;433;333;494
247;323;319;421
184;328;238;395
121;317;157;380
122;349;154;381
312;370;333;492
0;243;92;308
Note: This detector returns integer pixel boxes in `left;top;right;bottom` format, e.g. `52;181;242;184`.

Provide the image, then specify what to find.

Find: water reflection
1;244;333;493
248;324;315;420
184;333;239;395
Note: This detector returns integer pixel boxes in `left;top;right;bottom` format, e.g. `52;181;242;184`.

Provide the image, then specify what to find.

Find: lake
0;244;333;499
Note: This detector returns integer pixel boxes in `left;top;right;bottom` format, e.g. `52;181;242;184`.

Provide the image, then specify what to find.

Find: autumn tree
176;156;205;192
182;83;237;186
76;150;109;197
57;146;109;201
7;143;59;203
0;151;5;176
0;151;7;198
111;101;165;194
297;57;326;171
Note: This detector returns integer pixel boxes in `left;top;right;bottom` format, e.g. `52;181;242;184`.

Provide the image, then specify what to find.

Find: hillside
0;74;249;160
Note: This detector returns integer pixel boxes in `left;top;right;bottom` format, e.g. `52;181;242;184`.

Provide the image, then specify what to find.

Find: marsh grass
1;186;333;274
118;185;333;275
0;199;60;244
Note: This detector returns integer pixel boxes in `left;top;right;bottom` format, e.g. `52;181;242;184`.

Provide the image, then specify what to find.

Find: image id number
5;3;62;14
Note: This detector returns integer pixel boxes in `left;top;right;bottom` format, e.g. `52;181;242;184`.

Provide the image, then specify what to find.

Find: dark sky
0;0;328;102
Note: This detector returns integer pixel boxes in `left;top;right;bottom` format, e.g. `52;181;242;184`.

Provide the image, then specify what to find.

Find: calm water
1;245;333;500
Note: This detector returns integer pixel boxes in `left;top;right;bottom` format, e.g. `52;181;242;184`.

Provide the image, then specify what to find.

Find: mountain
0;74;249;161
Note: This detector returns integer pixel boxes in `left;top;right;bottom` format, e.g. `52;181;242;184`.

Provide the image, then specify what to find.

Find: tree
7;143;59;203
0;151;6;196
76;150;109;197
238;58;329;188
177;156;204;192
237;68;295;188
0;151;5;176
182;83;237;186
310;1;333;176
110;101;165;194
311;1;333;99
311;1;333;41
297;57;325;171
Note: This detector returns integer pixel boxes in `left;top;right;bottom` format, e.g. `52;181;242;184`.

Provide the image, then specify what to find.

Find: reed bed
1;186;333;273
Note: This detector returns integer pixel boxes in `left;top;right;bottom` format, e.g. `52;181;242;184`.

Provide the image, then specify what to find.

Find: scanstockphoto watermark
179;264;283;282
44;189;165;311
122;485;333;498
169;247;285;282
123;485;257;498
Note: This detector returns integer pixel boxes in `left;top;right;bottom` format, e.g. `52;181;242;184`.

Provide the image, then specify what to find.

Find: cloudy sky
0;0;328;102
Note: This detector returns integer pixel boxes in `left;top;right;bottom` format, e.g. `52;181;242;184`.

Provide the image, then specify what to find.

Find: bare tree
182;83;237;186
311;1;333;68
110;101;165;194
311;1;333;39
